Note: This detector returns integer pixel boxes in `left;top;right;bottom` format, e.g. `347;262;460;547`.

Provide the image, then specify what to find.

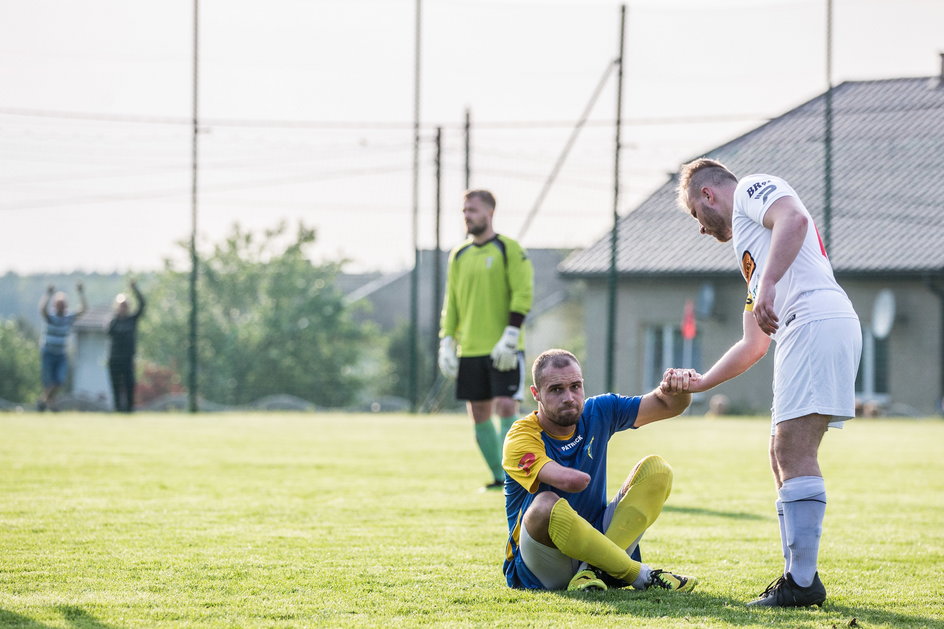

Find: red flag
681;299;697;340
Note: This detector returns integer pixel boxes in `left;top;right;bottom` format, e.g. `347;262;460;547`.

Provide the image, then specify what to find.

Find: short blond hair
676;158;737;212
464;189;496;210
532;349;580;390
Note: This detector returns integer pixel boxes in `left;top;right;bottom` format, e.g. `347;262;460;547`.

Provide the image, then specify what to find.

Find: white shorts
518;493;637;590
771;317;862;433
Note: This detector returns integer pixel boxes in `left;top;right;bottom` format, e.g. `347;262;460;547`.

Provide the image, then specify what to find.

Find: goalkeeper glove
438;336;459;379
490;326;520;371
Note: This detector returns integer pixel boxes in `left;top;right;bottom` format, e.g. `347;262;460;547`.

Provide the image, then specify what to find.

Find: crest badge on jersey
741;250;756;284
517;453;536;475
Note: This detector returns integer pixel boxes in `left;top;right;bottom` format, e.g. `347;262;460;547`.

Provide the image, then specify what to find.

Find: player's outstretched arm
689;311;771;393
634;368;694;427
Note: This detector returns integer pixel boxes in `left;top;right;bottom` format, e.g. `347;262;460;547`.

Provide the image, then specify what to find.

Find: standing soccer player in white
675;158;861;607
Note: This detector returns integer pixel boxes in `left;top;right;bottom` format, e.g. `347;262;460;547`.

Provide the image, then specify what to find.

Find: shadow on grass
663;505;768;520
0;606;120;629
553;589;941;628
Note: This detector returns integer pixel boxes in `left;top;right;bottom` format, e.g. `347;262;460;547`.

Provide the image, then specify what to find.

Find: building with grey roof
561;68;944;416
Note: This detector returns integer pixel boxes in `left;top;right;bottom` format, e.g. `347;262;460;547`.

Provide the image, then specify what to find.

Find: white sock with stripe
779;476;826;588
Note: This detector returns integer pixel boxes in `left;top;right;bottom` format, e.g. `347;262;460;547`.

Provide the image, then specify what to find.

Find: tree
139;222;383;408
0;319;40;403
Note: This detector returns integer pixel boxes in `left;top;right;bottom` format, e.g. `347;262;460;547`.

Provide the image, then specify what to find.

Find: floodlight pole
188;0;200;413
605;4;626;393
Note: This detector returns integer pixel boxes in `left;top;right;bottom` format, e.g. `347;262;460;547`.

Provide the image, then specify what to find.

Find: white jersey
731;174;858;341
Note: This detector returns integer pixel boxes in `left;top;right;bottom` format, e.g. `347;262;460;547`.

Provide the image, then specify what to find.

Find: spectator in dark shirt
108;279;145;412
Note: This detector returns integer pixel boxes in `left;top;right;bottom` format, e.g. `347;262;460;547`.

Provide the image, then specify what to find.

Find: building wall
843;278;943;415
73;330;113;407
580;275;943;416
597;276;774;413
524;298;585;381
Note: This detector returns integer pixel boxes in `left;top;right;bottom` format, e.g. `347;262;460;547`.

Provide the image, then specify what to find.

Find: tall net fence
1;4;942;413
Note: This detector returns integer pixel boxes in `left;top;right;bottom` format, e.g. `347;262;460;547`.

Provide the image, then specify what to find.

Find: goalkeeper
502;349;697;592
438;189;534;491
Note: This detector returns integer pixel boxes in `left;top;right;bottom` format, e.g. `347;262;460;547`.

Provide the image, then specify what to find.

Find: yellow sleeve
502;414;550;493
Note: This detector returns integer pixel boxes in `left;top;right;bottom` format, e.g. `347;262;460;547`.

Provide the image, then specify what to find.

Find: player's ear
530;385;539;401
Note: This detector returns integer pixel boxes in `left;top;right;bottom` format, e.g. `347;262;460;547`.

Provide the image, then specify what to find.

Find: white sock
776;498;789;574
631;564;652;590
779;476;826;588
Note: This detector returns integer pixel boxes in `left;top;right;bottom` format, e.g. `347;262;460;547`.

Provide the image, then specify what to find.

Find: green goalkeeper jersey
440;234;534;358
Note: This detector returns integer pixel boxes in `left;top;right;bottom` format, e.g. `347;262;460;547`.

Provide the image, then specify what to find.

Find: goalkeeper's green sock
499;415;517;442
548;498;642;584
474;420;504;482
605;455;673;550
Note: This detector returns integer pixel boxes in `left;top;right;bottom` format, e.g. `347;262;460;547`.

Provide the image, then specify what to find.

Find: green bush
0;319;40;403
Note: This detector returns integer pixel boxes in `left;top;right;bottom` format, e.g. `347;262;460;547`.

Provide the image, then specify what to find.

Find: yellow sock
605;455;673;550
548;498;641;584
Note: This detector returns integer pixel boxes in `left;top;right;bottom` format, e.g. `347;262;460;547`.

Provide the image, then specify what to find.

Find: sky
2;0;943;275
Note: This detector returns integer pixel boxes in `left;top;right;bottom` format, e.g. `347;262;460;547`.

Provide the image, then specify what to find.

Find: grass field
1;412;942;629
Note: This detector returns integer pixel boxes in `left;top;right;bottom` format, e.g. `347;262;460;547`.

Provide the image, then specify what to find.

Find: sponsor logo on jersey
517;453;537;475
585;436;595;460
745;180;770;198
560;434;584;452
746;180;778;203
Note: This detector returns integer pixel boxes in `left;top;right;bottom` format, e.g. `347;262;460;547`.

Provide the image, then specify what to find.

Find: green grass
1;412;942;628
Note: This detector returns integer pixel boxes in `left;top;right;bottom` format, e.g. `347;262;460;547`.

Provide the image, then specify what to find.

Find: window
643;324;700;390
855;326;889;401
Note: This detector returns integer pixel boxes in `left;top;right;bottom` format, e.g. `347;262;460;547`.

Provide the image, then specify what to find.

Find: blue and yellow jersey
501;393;642;589
439;234;533;357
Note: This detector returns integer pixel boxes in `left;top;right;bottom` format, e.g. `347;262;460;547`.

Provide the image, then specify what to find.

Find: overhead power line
0;106;771;130
0;164;411;211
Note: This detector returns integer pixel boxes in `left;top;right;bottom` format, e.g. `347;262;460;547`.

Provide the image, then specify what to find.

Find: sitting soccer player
502;348;698;592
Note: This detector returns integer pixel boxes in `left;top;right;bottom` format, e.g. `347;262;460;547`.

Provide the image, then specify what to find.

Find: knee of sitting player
624;455;673;497
629;454;673;484
523;491;561;546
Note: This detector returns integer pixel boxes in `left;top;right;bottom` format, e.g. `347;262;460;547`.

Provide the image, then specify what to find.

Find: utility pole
408;0;422;411
823;0;834;252
188;0;200;413
433;127;443;387
464;108;471;190
605;4;626;392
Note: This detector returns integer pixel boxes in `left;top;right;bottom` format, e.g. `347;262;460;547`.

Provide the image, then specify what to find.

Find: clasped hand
659;368;704;394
